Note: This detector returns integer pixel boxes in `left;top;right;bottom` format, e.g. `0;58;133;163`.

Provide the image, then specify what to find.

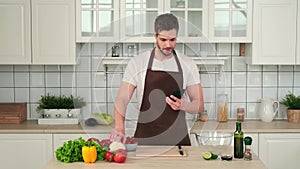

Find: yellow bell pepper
82;146;97;163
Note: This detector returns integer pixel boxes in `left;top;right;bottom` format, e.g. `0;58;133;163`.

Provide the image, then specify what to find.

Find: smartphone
171;89;186;101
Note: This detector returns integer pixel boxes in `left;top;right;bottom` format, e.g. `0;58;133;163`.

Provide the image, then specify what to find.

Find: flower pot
286;109;300;123
38;109;82;125
43;109;81;118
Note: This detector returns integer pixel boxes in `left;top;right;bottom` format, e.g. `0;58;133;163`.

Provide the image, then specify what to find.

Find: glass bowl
125;143;137;152
195;131;233;156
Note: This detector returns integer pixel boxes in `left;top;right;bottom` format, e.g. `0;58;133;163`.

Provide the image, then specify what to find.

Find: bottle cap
244;136;252;145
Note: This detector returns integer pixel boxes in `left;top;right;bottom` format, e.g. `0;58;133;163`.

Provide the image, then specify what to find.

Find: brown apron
134;48;191;146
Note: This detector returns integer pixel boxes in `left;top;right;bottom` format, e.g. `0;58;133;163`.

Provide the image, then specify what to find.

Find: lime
210;152;218;160
202;152;212;160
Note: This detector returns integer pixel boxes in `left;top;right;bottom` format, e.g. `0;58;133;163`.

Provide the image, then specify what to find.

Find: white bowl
125;143;137;152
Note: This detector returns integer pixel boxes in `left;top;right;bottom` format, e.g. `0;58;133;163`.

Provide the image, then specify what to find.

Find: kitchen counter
190;120;300;134
0;119;299;134
42;146;267;169
0;120;114;134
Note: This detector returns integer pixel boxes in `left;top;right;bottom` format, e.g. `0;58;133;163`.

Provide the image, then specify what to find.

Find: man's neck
154;48;173;61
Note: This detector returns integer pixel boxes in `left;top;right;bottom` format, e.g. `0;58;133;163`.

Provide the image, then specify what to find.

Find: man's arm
114;81;136;135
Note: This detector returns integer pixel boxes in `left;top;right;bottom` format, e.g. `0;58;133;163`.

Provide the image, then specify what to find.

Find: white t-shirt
123;49;200;109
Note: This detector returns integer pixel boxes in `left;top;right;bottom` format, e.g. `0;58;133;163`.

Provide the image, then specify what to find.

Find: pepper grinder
244;136;253;160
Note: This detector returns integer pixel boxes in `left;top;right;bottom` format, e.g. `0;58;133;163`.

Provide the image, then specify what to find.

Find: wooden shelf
101;57;228;68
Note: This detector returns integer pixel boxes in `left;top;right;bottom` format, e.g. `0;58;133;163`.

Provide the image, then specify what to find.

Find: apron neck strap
147;48;183;73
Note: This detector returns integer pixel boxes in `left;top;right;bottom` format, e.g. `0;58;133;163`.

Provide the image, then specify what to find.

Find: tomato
113;149;127;163
105;151;114;162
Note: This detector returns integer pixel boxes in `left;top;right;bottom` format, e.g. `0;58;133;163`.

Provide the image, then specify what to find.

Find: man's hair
154;13;179;35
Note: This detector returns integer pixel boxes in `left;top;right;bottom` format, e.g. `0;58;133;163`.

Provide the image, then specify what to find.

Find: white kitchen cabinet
0;134;52;169
259;133;300;169
0;0;76;65
76;0;120;42
208;0;252;42
120;0;209;43
246;0;298;65
0;0;31;64
32;0;76;64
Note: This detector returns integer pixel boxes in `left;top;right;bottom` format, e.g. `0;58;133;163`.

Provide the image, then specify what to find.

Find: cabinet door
259;133;300;169
76;0;120;42
0;0;31;64
120;0;163;43
251;0;297;64
209;0;252;42
0;134;52;169
32;0;76;64
166;0;209;43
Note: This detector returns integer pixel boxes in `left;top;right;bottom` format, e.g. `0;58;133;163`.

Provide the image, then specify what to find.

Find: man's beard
157;43;173;56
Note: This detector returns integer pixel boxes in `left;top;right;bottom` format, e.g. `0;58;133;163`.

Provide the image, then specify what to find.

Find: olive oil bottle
234;121;244;158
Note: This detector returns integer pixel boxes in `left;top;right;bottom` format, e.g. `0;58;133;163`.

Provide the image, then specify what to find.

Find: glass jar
237;108;245;122
217;94;228;122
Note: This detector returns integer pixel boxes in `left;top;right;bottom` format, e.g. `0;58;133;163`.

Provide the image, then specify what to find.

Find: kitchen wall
0;43;299;120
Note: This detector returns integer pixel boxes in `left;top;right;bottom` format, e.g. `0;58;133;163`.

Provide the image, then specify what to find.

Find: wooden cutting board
135;146;187;157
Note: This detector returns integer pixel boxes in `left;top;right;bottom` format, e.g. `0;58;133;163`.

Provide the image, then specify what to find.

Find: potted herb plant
36;94;86;119
280;92;300;123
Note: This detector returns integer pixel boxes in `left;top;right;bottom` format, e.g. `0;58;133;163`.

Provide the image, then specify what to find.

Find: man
113;13;204;146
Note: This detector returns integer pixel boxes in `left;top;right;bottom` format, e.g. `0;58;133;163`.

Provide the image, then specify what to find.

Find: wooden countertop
190;120;300;134
42;146;267;169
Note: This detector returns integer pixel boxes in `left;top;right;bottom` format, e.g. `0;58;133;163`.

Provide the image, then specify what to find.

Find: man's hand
109;129;126;144
166;95;185;111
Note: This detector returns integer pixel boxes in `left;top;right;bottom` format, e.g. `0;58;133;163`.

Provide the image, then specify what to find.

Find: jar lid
244;136;252;145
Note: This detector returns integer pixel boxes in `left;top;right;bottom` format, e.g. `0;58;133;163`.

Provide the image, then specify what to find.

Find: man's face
155;29;177;56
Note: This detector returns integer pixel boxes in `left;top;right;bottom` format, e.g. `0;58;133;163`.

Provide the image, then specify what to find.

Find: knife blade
178;145;184;156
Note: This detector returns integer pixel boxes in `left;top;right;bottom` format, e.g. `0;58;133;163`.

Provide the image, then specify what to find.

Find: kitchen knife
178;145;184;156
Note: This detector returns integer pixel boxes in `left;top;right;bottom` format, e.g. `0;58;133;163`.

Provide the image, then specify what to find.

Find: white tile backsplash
30;73;45;87
247;88;262;102
45;88;61;96
45;73;60;87
77;88;92;103
30;88;45;103
232;72;246;87
1;43;300;120
263;72;277;87
76;57;91;71
14;65;29;71
202;87;215;103
15;74;29;90
92;88;106;102
294;72;300;86
278;72;293;87
15;88;29;102
76;72;91;87
232;57;246;71
0;88;14;102
200;74;215;88
61;72;75;87
262;88;278;100
247;72;262;87
216;43;231;56
0;72;13;87
231;88;246;102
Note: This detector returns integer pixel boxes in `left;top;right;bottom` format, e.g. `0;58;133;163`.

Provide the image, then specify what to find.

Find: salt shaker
237;108;245;122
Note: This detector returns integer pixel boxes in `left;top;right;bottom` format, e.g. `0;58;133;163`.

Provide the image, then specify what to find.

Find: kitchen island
43;146;267;169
